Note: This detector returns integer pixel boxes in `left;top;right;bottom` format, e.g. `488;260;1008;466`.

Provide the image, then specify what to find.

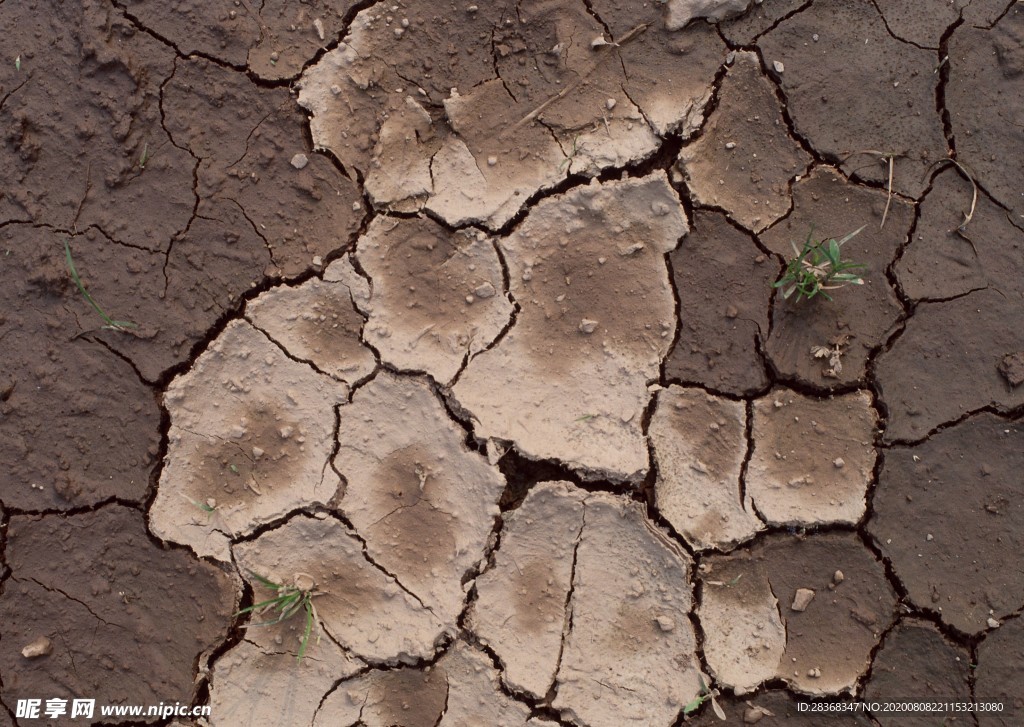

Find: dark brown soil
976;615;1024;726
863;620;972;726
761;167;911;388
665;210;774;395
0;225;161;511
869;413;1024;634
0;507;235;722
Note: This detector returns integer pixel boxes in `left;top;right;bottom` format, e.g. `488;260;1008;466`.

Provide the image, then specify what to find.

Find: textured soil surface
2;0;1023;725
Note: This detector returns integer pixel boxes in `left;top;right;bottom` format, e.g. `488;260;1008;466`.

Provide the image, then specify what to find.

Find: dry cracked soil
1;0;1023;725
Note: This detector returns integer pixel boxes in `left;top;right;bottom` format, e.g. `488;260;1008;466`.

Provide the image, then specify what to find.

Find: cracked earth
1;0;1023;725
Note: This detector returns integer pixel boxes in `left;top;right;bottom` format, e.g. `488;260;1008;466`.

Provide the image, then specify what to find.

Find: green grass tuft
773;226;867;303
236;572;322;661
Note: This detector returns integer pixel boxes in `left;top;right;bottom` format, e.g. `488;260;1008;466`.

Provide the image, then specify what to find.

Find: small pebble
833;570;844;585
579;319;599;334
725;141;737;149
606;98;616;110
988;617;1000;629
487;156;497;166
22;636;52;659
655;615;675;632
743;707;765;724
773;60;785;74
290;153;309;169
791;588;815;612
833;457;845;468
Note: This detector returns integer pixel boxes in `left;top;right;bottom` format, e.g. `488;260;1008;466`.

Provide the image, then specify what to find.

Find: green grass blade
836;225;866;246
247;572;283;589
297;603;314;661
235;595;288;616
64;239;137;330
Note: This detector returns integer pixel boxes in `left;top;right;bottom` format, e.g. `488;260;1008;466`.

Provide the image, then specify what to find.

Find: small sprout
683;674;727;720
229;463;240;475
64;239;137;331
180;493;216;513
138;142;149;170
773;227;867;303
575;413;596;422
237;571;324;662
559;135;580;172
15;55;21;72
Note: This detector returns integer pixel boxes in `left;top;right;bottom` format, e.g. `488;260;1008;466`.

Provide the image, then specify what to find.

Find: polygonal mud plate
468;481;586;698
869;414;1024;635
314;641;536;726
747;389;876;526
334;372;505;624
649;386;764;550
552;493;704;727
233;515;446;664
150;319;348;561
453;174;686;482
699;532;897;695
354;216;513;385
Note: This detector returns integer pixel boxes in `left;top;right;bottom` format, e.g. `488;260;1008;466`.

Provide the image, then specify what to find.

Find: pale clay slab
355;216;513;385
747;389;877;526
553;493;704;727
468;481;586;698
233;516;446;665
650;386;764;549
334;372;505;625
246;259;376;383
151;319;348;561
314;641;535;727
452;174;687;482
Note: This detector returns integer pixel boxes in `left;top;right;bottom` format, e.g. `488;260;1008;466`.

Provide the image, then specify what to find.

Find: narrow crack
868;0;941;50
244;315;340;381
935;17;964;156
325;510;440;619
546;502;585;705
490;26;519;103
20;576;127;630
431;678;451;727
738;399;764;526
743;0;816;44
110;0;247;74
220;196;278;269
880;402;1024;449
976;0;1020;28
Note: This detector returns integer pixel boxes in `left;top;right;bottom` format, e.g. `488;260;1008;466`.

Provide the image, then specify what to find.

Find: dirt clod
20;636;52;659
998;352;1024;387
791;588;815;612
